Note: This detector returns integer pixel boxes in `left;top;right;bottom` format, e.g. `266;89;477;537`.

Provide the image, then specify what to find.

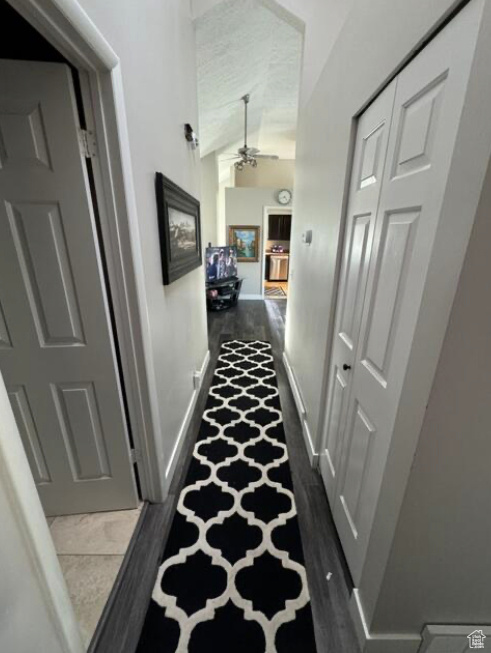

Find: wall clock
277;189;292;205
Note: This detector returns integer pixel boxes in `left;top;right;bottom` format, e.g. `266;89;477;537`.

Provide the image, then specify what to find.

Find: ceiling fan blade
221;157;241;161
254;154;279;160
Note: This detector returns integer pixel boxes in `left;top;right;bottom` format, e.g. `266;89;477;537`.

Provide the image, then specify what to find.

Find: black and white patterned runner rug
137;341;317;652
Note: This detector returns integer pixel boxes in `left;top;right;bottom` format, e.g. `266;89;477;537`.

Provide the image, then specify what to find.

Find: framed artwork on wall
228;225;260;262
155;172;202;285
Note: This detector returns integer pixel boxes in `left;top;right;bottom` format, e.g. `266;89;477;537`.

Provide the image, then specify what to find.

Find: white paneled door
320;1;483;583
319;79;396;503
0;60;138;516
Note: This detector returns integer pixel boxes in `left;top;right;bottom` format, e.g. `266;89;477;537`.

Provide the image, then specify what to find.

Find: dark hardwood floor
92;299;359;653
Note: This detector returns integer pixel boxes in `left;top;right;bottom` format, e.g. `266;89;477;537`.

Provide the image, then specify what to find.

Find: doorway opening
0;1;143;647
195;1;301;306
263;206;292;299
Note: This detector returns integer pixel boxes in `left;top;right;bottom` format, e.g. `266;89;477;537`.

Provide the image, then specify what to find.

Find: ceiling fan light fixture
231;94;279;171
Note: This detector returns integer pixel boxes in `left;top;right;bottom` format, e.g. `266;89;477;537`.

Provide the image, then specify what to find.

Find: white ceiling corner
194;0;303;171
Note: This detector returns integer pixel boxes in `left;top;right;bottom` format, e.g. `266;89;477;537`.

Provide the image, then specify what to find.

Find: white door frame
6;0;164;503
261;205;292;298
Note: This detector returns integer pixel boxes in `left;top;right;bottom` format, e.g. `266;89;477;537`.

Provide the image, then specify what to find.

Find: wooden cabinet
268;214;291;241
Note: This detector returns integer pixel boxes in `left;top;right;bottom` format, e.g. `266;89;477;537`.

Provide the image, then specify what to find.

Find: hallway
2;2;491;652
207;301;359;652
130;300;359;652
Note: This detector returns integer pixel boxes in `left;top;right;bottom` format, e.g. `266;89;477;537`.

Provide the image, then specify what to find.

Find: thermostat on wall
302;230;312;245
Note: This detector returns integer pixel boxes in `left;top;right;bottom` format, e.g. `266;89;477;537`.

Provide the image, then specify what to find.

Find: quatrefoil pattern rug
137;341;317;653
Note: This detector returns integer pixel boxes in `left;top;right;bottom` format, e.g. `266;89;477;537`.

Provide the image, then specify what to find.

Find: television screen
206;246;238;282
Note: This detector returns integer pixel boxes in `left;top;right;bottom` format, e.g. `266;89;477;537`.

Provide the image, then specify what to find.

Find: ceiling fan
224;94;279;170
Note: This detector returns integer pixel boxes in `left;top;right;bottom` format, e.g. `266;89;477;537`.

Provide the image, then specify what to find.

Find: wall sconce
184;123;199;150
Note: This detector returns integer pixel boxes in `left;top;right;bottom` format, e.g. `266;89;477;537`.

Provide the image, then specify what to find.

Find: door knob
343;364;352;371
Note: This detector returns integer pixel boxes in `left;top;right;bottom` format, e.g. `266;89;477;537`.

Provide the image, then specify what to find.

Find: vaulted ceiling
194;0;303;167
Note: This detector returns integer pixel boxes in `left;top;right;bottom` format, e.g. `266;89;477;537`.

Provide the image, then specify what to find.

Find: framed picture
228;225;260;262
155;172;202;285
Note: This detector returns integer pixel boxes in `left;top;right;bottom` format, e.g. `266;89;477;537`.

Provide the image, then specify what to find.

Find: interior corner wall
76;0;208;492
286;0;458;454
225;187;281;296
200;152;219;246
367;153;491;634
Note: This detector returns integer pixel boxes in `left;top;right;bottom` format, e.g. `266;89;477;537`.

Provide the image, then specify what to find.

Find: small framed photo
155;172;202;285
228;225;260;262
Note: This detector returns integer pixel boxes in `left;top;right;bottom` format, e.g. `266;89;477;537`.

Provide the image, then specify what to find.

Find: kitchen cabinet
268;214;291;241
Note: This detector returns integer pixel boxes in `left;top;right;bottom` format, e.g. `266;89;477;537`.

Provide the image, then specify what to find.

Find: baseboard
282;351;318;466
240;294;264;300
350;590;421;653
164;349;210;490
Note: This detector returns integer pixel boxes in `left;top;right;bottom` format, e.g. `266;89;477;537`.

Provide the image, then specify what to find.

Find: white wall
234;159;294;189
369;155;491;633
217;177;228;245
225;187;281;296
286;0;460;452
200;152;219;246
0;372;84;653
270;0;356;106
77;0;208;490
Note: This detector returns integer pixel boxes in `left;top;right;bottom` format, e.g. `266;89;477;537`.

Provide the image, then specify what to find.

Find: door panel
0;103;52;168
331;0;483;583
361;210;419;386
8;385;52;484
0;60;138;515
338;214;371;351
339;402;376;539
6;201;85;346
52;382;111;481
358;122;385;189
0;301;13;348
319;79;397;500
324;368;348;479
390;74;447;180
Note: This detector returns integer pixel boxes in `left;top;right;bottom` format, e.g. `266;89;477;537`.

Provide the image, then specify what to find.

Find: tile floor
264;280;288;297
48;506;142;648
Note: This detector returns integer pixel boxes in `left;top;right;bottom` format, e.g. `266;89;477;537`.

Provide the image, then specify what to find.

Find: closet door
319;80;397;502
332;0;483;583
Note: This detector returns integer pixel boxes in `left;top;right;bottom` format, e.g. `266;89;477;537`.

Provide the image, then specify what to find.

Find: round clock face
278;189;292;205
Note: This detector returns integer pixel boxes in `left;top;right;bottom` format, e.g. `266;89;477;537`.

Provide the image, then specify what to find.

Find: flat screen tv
206;246;238;283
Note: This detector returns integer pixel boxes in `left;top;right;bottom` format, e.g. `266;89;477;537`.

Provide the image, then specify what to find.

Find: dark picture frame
228;225;260;262
155;172;202;285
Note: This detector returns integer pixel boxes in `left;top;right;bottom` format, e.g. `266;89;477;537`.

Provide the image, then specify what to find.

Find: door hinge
130;449;142;465
78;128;97;158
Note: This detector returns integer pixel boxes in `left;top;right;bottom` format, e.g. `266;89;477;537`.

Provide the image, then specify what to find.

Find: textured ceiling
195;0;303;165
